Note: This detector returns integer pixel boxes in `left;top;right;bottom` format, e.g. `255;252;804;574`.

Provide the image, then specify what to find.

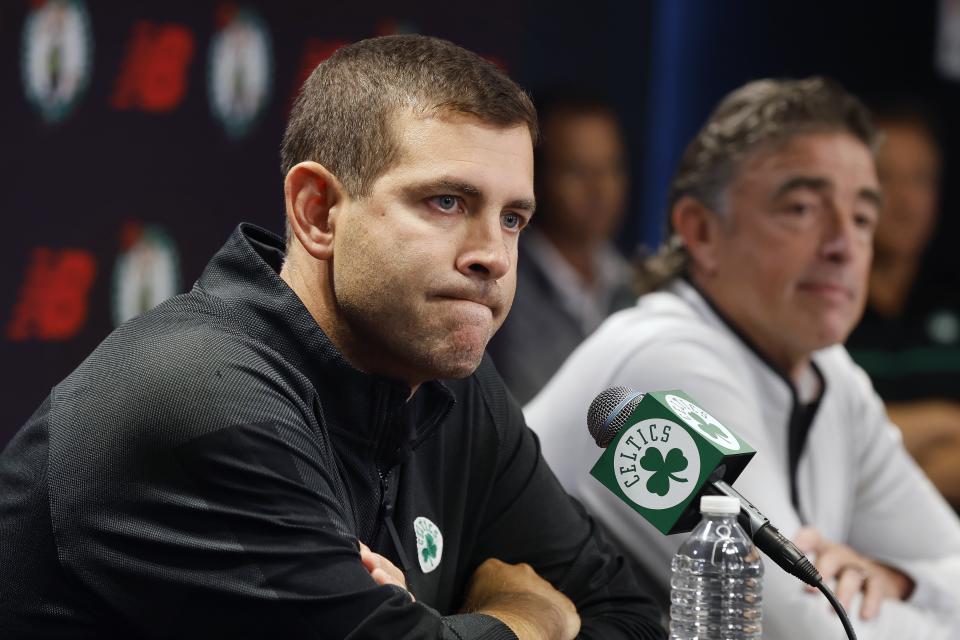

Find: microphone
586;386;820;587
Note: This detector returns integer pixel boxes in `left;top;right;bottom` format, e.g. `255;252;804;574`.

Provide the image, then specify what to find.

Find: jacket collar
195;223;454;466
670;276;826;518
672;276;825;400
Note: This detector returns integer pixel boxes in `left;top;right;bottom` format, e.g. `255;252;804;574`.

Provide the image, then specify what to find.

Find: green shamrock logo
639;447;689;496
422;533;437;563
688;412;728;440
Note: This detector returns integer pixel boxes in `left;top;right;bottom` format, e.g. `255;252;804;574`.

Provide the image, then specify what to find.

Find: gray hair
636;76;878;293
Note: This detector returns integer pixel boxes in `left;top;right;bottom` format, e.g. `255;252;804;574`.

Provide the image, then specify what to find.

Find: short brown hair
637;76;878;292
281;35;538;231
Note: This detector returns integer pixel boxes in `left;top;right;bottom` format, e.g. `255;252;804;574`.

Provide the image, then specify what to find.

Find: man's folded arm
66;415;512;639
473;370;667;640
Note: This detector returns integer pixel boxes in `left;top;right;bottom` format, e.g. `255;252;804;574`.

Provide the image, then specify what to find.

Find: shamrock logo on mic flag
688;412;731;442
589;390;756;535
639;447;689;496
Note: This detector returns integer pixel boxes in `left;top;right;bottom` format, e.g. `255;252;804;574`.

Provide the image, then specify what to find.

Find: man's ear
284;161;348;260
671;195;723;276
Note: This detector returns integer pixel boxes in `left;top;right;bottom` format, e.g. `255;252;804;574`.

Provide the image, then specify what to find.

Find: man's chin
437;353;487;380
424;344;488;381
807;321;857;353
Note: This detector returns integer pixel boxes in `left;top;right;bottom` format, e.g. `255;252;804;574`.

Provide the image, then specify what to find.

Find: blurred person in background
488;89;635;404
846;102;960;510
526;77;960;639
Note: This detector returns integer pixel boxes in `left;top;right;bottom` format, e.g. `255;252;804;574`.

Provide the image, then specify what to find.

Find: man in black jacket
0;35;665;639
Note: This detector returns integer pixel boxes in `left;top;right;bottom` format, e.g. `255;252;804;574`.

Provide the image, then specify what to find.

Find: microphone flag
589;390;756;535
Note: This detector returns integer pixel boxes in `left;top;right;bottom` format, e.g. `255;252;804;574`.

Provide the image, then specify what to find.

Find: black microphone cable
713;482;857;640
816;580;858;640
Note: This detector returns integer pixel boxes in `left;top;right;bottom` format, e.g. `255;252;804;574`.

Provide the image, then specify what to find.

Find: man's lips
433;293;499;313
796;281;855;300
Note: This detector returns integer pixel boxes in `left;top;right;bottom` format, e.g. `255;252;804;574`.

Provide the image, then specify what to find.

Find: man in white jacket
525;77;960;639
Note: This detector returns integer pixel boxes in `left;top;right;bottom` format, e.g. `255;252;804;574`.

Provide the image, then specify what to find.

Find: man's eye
502;212;525;230
431;195;460;212
854;211;878;230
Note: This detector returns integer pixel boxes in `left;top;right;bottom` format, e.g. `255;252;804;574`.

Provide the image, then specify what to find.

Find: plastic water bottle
670;495;763;639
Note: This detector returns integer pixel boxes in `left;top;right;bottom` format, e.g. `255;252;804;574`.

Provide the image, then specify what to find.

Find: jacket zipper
377;466;412;572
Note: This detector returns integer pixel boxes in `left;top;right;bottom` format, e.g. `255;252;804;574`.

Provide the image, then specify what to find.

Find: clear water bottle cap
700;495;740;515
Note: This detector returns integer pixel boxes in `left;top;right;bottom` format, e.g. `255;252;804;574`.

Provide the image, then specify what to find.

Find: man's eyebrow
858;187;884;211
507;197;537;213
773;176;883;211
428;179;481;198
773;176;831;199
414;178;536;213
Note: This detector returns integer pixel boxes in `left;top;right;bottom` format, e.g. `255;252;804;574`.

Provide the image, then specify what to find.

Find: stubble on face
333;229;501;383
326;111;532;388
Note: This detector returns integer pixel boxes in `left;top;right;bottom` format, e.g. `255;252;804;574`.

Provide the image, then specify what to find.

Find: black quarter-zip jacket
0;224;665;639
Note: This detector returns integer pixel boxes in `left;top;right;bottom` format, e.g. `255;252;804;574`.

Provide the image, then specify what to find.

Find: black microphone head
587;386;644;448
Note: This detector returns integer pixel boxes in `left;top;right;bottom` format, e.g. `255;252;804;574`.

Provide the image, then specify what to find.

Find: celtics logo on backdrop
208;6;273;139
613;418;701;510
21;0;93;123
112;224;180;327
927;308;960;345
665;394;741;451
413;517;443;574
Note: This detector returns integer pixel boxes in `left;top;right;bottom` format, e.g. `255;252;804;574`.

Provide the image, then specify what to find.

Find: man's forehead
393;107;533;149
385;110;534;200
735;132;878;189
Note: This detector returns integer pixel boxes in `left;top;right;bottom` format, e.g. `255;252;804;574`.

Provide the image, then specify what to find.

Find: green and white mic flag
590;390;756;535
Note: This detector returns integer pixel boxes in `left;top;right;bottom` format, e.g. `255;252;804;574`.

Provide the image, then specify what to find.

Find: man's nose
819;206;858;263
455;214;511;280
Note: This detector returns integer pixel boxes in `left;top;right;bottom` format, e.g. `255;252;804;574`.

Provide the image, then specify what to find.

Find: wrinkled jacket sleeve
472;358;667;640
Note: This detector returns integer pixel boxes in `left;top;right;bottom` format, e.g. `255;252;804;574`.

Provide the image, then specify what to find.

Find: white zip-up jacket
526;278;960;639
